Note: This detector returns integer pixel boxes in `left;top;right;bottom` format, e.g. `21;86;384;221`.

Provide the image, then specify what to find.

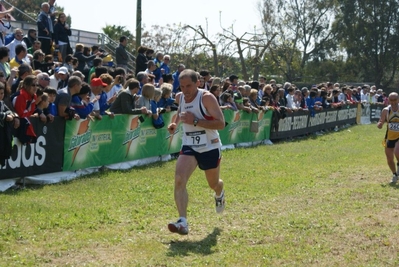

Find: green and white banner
63;110;273;171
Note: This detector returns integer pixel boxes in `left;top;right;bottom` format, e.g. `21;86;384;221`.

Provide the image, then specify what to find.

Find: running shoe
215;190;225;213
168;218;189;235
392;175;398;184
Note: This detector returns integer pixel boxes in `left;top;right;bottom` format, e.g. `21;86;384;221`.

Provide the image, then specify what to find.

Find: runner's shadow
167;227;221;256
386;182;399;189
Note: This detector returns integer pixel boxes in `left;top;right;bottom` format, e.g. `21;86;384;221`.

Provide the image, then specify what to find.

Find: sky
56;0;263;37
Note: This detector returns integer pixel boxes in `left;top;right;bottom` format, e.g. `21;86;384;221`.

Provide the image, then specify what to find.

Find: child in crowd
221;92;238;111
157;83;177;111
43;87;57;116
151;88;164;129
63;54;74;74
261;96;271;109
34;92;51;123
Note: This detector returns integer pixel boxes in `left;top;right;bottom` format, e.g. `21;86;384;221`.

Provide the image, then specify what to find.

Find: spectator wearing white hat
49;66;61;89
56;66;69;90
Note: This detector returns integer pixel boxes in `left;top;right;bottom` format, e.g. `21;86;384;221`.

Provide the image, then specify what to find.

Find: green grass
1;124;399;266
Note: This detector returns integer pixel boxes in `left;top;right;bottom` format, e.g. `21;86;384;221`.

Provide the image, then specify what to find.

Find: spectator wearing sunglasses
36;72;51;92
6;28;27;60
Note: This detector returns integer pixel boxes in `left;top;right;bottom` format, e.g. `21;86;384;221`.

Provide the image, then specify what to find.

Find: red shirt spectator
12;75;38;143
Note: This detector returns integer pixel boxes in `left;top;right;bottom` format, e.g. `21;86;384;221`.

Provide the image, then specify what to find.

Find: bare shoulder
380;106;390;119
382;105;391;111
175;92;182;104
202;90;213;96
202;92;219;105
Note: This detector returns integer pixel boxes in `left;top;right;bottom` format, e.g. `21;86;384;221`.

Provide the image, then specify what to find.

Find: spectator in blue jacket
71;83;98;119
306;90;322;117
160;55;171;74
152;51;164;83
172;64;185;95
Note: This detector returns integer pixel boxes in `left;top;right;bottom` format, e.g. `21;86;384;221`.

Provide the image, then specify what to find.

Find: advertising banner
63;113;184;172
219;109;273;145
270;105;358;140
0;117;65;179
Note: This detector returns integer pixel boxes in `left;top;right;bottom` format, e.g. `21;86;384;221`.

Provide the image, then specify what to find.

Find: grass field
1;123;398;266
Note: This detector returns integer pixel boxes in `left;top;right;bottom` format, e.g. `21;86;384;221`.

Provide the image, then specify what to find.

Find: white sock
215;190;224;198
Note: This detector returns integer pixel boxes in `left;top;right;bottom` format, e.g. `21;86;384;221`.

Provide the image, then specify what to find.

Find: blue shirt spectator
172;64;185;95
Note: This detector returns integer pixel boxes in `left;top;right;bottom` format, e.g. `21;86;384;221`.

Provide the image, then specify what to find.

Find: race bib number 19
186;130;207;146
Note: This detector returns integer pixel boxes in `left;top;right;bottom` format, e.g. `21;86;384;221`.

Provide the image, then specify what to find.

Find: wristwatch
193;118;199;126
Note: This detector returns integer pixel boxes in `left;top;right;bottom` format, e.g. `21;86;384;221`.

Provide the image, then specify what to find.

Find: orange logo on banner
71;119;90;166
125;116;140;158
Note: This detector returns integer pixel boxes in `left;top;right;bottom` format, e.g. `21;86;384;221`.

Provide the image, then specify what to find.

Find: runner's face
179;76;199;101
389;96;398;103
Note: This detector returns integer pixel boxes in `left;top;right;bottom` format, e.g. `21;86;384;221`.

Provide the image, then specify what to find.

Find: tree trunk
236;38;248;81
211;44;219;77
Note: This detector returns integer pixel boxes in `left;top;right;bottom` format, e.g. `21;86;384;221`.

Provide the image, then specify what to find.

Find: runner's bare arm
377;108;388;129
191;92;225;130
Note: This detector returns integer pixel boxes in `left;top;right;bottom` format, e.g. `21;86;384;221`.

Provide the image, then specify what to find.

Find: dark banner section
270;110;309;139
270;105;358;140
0;117;65;179
370;104;384;122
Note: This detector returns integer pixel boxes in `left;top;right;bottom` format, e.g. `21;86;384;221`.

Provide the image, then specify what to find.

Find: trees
183;25;221;77
7;0;42;22
101;25;135;55
219;15;277;81
8;0;65;23
8;0;399;87
333;0;399;88
258;0;337;83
